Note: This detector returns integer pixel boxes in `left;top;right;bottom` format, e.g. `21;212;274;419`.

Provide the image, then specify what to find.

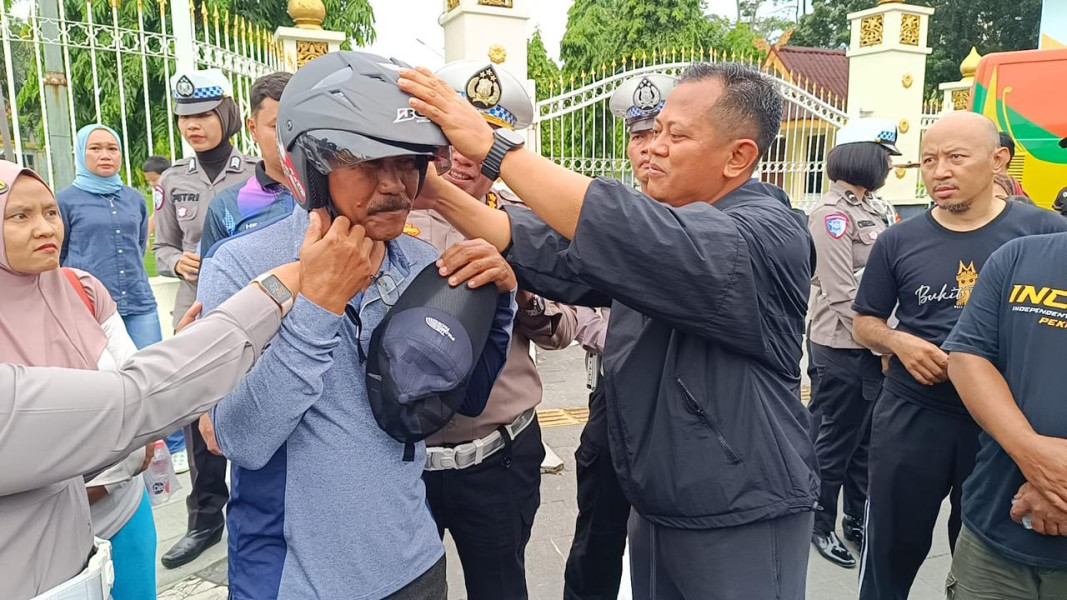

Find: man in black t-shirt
851;112;1067;600
942;233;1067;598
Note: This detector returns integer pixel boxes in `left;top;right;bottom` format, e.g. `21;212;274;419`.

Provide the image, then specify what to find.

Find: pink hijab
0;160;108;370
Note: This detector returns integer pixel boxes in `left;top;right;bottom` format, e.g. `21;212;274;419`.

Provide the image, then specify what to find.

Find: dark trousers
807;342;881;534
628;510;813;600
859;390;982;600
423;420;545;600
183;421;229;531
564;383;631;600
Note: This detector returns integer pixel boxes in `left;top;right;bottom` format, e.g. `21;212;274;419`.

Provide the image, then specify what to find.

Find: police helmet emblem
465;65;503;110
0;180;7;194
633;78;661;111
175;75;195;99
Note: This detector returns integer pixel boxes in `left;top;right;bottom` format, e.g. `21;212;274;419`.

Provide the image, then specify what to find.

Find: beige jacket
153;150;259;330
808;182;895;349
408;189;578;443
0;285;279;599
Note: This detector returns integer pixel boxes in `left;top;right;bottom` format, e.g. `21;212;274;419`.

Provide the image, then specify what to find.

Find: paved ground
155;344;953;600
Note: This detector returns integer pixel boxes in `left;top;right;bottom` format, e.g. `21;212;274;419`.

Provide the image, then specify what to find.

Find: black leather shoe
842;514;865;545
161;524;224;569
812;531;856;568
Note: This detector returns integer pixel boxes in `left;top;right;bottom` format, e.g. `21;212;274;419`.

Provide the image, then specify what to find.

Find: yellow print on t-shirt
956;261;978;307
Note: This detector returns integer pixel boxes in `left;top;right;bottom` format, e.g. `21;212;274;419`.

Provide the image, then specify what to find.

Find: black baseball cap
366;262;499;455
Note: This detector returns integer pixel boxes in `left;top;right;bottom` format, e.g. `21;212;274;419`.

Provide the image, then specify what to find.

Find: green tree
527;29;560;102
559;0;762;77
789;0;1041;94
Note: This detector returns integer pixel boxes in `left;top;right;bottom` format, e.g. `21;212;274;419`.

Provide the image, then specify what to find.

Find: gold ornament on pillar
288;0;326;30
960;46;982;79
488;45;507;65
899;14;921;46
898;119;910;134
902;73;913;88
860;15;884;47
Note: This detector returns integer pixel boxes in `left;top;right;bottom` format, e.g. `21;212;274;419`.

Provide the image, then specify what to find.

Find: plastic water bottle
144;440;181;506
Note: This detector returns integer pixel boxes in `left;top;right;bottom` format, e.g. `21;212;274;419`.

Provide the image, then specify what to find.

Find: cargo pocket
676;377;742;465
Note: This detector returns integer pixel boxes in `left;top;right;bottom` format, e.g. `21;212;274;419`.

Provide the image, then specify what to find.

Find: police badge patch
825;213;849;239
152;185;164;211
633;77;661;111
465;65;502;110
175;75;195;99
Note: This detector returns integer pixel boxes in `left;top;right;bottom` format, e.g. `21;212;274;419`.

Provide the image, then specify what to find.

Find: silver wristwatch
253;273;295;314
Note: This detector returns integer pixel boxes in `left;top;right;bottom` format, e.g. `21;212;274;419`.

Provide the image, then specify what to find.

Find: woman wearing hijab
2;160;157;599
57;124;187;473
153;68;259;569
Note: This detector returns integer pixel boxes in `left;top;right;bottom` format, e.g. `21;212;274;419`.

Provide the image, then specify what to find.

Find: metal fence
530;48;849;213
0;0;282;188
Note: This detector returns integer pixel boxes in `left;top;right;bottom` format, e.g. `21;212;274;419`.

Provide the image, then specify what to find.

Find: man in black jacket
399;62;818;599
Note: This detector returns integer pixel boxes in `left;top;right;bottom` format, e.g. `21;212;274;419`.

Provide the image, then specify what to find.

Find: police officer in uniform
807;119;899;568
564;73;676;600
153;68;258;569
410;56;578;599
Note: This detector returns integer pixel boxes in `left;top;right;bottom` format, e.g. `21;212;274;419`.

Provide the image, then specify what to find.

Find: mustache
367;195;411;215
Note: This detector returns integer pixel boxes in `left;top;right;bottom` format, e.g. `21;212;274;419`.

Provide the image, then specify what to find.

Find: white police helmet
436;58;534;130
835;118;902;156
609;74;678;133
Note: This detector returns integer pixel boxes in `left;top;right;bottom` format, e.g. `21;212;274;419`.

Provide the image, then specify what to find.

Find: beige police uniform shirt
154;149;259;330
408;189;578;444
0;285;280;600
808;182;895;349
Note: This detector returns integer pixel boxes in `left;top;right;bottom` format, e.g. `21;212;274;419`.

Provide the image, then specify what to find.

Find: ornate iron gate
0;0;282;187
530;49;849;212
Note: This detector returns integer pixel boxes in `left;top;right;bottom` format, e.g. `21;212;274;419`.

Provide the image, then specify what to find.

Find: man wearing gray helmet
564;73;676;600
196;51;517;599
409;58;578;600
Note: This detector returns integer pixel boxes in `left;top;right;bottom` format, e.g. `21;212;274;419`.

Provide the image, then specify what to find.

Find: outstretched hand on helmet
399;67;495;163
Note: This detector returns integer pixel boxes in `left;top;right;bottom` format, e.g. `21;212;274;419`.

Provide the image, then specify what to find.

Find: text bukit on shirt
943;233;1067;569
57;185;157;316
852;202;1067;415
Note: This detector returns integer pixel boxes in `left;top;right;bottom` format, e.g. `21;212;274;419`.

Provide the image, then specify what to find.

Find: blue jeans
109;491;157;599
121;311;185;453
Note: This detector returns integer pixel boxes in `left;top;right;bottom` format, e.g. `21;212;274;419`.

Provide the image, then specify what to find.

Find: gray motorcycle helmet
276;51;452;210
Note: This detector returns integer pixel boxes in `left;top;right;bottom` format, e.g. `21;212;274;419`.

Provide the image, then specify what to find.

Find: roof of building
766;46;849;102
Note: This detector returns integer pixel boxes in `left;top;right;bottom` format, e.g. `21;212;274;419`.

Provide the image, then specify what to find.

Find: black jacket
504;179;818;529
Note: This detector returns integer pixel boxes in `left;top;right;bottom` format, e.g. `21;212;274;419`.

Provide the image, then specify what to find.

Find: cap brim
882;142;902;156
173;99;223;116
628;118;655;134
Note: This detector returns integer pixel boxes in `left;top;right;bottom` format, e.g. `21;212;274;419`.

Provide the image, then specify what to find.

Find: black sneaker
812;531;857;568
842;514;864;545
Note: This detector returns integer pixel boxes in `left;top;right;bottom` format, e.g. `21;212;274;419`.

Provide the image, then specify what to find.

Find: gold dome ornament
877;0;905;4
288;0;325;30
902;73;913;89
960;46;982;79
488;45;507;65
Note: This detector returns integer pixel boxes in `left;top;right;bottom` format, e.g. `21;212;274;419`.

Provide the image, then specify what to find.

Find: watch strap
480;131;522;181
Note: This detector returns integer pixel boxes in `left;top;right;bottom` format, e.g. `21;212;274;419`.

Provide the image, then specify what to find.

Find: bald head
920;111;1010;214
924;111;1001;153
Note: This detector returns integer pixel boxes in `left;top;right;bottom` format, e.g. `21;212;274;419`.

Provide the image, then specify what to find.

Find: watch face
262;275;293;304
496;128;526;148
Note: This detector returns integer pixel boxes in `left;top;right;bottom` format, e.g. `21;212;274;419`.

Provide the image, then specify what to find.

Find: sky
363;0;762;70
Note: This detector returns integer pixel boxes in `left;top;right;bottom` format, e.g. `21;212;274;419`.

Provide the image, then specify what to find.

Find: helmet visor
296;129;451;176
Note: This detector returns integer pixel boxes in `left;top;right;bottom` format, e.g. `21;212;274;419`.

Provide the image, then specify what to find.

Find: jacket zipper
676;378;741;465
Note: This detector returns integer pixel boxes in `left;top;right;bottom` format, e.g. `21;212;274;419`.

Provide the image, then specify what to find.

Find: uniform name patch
825;213;849;239
152;185;164;211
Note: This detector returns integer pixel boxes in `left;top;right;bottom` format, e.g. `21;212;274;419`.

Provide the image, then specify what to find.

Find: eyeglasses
344;272;401;364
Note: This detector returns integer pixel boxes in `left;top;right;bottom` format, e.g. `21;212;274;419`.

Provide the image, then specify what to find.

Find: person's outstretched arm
0;280;289;496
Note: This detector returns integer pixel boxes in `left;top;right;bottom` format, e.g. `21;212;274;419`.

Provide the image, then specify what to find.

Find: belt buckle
433;448;457;470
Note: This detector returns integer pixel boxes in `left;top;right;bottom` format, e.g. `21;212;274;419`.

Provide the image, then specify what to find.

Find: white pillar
846;0;934;206
274;27;346;73
170;0;196;77
440;0;531;82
